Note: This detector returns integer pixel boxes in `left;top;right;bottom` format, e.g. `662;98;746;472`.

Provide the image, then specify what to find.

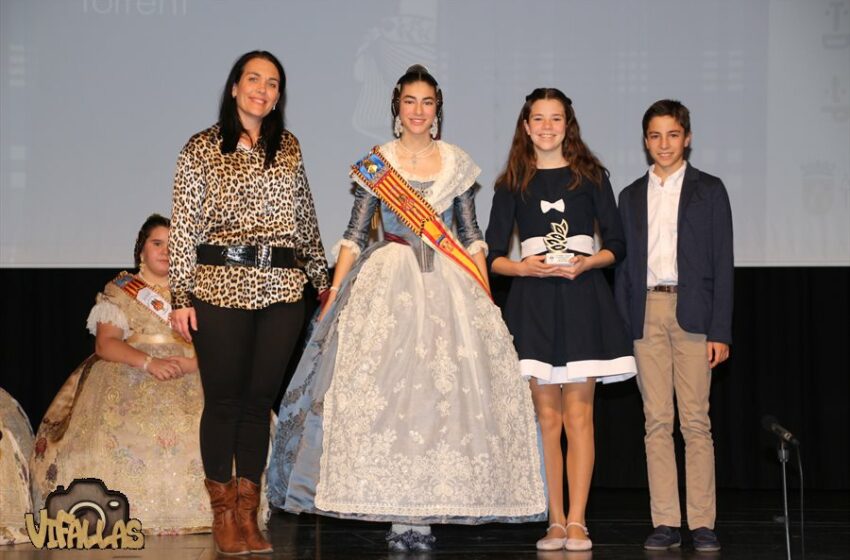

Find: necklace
138;271;169;294
396;139;435;168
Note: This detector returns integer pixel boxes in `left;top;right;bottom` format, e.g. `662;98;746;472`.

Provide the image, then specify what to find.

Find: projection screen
1;0;848;267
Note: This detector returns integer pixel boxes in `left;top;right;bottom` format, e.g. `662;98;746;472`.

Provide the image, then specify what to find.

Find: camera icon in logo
45;478;130;536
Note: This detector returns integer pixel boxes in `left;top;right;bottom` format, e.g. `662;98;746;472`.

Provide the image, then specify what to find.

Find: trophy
543;219;576;266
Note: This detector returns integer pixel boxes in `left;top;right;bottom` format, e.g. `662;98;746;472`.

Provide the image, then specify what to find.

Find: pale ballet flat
536;523;568;551
565;521;592;551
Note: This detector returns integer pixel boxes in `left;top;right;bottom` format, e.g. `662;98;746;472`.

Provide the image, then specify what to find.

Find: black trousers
192;296;305;484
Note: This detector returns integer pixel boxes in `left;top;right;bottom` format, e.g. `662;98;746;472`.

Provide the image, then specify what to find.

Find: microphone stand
777;440;792;560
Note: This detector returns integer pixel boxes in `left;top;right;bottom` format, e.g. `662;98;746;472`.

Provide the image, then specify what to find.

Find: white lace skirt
269;242;545;524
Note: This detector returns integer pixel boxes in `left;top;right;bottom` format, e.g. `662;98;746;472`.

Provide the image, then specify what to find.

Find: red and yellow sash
350;147;490;298
113;273;171;324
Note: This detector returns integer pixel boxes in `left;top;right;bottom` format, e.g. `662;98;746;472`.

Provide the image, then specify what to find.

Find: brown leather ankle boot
235;477;273;553
204;478;249;556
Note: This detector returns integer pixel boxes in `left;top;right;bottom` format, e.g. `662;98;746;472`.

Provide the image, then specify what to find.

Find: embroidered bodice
337;141;486;266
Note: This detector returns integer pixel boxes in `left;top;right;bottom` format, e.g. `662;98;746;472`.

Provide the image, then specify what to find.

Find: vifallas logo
25;478;144;550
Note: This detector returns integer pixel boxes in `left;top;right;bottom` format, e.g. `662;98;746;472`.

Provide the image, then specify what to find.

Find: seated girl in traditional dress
29;214;212;535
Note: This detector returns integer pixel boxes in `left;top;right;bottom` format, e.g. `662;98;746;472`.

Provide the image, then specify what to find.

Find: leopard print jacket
169;125;329;310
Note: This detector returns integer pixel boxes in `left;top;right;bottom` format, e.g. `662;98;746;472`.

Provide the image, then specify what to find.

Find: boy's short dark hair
642;99;691;137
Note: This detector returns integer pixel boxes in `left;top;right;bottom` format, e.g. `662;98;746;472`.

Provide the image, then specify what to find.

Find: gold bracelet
142;355;153;371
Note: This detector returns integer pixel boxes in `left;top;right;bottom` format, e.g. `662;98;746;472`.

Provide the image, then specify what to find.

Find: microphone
761;415;800;446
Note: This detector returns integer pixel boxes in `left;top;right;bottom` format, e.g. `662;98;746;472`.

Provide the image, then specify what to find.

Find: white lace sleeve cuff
330;238;362;262
86;300;130;339
466;240;489;257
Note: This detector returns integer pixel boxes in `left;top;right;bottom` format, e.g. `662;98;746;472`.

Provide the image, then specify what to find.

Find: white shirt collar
648;161;688;190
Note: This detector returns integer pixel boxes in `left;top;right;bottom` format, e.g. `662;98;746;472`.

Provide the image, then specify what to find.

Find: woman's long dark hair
496;88;606;193
134;213;170;267
218;50;286;169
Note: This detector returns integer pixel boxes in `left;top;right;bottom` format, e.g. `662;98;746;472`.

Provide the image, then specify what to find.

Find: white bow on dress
540;199;565;214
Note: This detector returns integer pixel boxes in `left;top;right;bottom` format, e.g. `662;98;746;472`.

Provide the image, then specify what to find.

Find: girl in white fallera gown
268;65;546;552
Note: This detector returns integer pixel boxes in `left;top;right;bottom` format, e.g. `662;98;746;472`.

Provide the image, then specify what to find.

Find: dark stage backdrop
1;267;847;490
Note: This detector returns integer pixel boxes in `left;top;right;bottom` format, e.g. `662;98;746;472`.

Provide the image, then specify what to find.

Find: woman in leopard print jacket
168;50;329;556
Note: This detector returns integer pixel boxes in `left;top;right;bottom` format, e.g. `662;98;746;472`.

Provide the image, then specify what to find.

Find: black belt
196;244;300;269
648;285;678;293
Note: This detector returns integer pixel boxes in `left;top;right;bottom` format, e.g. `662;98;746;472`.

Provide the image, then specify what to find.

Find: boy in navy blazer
615;100;733;552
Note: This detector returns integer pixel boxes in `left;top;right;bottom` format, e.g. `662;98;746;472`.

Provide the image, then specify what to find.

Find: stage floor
3;489;847;559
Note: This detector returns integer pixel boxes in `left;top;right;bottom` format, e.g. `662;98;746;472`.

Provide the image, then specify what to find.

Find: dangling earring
393;116;403;138
273;103;277;111
430;117;439;139
139;261;147;274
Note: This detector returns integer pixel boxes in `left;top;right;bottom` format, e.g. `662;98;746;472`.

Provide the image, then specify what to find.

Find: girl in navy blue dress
485;88;636;551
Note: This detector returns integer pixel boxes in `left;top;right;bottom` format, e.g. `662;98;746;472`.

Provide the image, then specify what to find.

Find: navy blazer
615;164;734;344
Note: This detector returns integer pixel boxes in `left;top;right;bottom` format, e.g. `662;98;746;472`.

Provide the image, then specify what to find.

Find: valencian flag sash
350;146;491;298
113;273;171;324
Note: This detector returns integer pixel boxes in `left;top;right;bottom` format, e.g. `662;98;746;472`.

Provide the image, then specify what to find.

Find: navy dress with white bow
485;167;636;384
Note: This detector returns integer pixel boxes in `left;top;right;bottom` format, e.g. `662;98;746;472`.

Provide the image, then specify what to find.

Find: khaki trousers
634;292;716;529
